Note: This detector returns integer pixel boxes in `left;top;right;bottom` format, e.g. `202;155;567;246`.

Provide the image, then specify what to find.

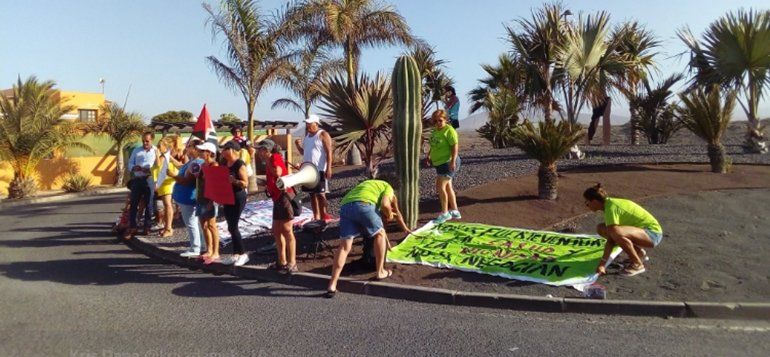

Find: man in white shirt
294;114;333;221
125;132;157;238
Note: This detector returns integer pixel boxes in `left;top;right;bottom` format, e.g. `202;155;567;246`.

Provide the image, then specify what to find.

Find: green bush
61;174;92;193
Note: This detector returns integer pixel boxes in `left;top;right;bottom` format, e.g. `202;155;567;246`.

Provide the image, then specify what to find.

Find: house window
79;109;97;122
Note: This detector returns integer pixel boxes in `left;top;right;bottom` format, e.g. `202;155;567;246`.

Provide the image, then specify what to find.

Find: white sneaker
180;251;201;258
433;212;452;224
221;256;237;265
234;254;250;267
450;210;462;219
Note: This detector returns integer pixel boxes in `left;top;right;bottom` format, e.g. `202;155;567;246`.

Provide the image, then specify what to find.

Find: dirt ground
149;163;770;302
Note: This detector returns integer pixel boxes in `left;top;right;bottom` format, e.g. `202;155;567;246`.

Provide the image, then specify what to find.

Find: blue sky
2;0;768;123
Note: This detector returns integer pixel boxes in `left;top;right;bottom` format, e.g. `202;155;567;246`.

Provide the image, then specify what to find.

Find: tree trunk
602;97;612;146
345;40;356;89
538;163;558;200
246;103;259;193
744;120;768;154
347;145;362;165
116;141;125;187
707;143;727;173
629;108;640;145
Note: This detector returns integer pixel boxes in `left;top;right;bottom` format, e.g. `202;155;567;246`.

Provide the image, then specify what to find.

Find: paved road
1;194;768;356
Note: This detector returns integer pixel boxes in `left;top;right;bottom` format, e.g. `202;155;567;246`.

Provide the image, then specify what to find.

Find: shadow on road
0;241;319;299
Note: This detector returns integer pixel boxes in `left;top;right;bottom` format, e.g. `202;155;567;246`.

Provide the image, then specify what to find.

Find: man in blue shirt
125;132;158;238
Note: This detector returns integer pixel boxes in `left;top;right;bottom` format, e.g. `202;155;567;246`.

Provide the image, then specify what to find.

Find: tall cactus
391;55;422;228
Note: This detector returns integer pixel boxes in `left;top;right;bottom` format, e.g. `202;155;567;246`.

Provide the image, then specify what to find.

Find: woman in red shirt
255;139;298;273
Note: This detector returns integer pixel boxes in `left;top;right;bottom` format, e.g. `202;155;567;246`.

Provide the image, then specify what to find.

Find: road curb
125;235;770;320
0;187;127;208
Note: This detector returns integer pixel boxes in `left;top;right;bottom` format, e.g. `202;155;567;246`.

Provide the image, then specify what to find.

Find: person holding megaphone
255;139;299;274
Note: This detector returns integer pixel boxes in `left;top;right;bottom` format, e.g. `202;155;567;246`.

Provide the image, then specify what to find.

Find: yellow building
0;89;111;194
56;91;106;122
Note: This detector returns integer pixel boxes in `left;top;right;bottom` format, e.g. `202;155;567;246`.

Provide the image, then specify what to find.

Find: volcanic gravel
323;123;770;214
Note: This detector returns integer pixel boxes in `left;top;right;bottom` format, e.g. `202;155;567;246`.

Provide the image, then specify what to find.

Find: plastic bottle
584;283;607;300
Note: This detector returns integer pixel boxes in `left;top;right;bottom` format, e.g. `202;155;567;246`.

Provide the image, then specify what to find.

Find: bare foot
375;269;393;281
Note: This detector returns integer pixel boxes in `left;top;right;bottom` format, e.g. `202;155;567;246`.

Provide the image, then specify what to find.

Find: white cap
196;142;217;154
304;114;321;124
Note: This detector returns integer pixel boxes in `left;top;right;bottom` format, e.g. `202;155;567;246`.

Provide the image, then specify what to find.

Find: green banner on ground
388;222;618;286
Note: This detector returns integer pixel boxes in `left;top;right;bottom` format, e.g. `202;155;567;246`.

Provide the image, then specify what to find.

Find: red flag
192;104;217;145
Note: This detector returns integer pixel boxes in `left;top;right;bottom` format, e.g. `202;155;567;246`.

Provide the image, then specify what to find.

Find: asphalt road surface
1;194;768;356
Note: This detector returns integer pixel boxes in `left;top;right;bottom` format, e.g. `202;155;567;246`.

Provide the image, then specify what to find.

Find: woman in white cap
195;141;221;264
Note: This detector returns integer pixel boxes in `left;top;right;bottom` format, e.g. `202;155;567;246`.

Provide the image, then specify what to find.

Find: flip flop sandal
323;290;337;299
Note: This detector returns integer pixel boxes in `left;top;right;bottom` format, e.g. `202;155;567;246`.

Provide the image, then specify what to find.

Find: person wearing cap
294;114;333;222
168;138;206;257
195;141;222;264
125;132;158;239
256;138;299;273
219;140;250;266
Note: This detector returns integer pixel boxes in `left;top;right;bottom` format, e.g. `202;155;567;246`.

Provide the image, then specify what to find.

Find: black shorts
273;193;296;221
306;171;328;194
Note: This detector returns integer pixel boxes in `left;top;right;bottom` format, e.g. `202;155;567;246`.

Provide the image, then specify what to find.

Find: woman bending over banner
584;183;663;277
326;173;413;298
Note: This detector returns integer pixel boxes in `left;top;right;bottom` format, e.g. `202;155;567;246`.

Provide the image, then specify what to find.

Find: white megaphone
276;162;320;191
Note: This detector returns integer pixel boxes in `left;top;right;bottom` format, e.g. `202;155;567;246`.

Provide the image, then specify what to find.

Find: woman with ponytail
583;183;663;277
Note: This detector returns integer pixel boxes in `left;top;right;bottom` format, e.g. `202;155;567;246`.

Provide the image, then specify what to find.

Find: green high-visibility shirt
340;180;394;210
429;125;459;166
604;197;662;233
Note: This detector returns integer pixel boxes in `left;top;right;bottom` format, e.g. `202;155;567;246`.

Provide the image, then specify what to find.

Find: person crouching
584;183;663;277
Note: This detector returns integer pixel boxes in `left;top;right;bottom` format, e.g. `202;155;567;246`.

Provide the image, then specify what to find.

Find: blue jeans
178;203;205;253
339;202;384;240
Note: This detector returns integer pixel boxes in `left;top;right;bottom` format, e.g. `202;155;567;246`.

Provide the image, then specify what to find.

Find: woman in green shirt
426;109;461;224
326;173;412;298
584;183;663;277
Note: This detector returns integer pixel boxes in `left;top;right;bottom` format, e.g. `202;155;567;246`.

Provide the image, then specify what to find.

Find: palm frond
511;119;584;165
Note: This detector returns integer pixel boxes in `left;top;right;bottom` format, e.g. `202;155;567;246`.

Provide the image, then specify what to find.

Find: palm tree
611;21;660;144
83;103;146;186
678;9;770;153
506;2;570;123
475;87;523;148
203;0;293;142
629;74;684;144
555;11;619;127
317;73;392;177
678;85;736;173
289;0;414;86
408;46;453;117
468;54;531;116
271;43;344;117
510;119;584;199
0;76;92;198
